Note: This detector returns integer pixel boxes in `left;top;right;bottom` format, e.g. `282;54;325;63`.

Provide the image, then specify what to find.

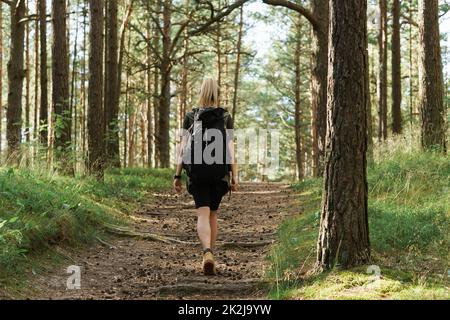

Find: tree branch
0;0;13;6
189;0;250;36
262;0;319;30
401;13;418;27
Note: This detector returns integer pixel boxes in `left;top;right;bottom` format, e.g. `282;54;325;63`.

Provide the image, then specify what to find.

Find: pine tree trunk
52;0;73;174
153;21;160;168
39;0;48;147
418;0;446;152
377;0;388;141
146;7;153;168
81;3;88;163
0;4;3;153
317;0;370;270
70;12;79;167
25;9;30;148
391;0;402;134
123;34;132;167
158;0;172;168
294;17;303;181
140;102;147;166
408;0;414;128
104;0;120;167
232;5;244;121
87;0;105;178
6;0;26;161
33;0;39;159
310;0;328;177
366;25;373;161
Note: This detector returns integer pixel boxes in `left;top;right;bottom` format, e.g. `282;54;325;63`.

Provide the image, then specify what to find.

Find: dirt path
32;183;298;300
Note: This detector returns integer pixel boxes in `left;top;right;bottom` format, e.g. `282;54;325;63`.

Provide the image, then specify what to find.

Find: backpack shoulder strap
184;109;198;131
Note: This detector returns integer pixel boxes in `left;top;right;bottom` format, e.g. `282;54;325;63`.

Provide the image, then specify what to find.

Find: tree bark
231;5;244;121
70;8;79;166
157;0;172;168
418;0;446;152
294;17;303;181
153;11;160;168
391;0;402;134
6;0;26;161
33;0;39;157
146;1;153;168
104;0;120;167
87;0;105;178
39;0;48;147
216;5;222;106
81;2;88;162
310;0;328;177
366;22;373;161
52;0;73;174
25;8;30;147
0;4;3;153
377;0;388;141
317;0;370;270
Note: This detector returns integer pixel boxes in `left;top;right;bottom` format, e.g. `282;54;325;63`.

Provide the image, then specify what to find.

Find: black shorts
188;180;229;211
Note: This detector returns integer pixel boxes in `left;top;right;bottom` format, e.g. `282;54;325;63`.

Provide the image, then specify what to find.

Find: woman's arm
228;138;238;191
174;134;186;193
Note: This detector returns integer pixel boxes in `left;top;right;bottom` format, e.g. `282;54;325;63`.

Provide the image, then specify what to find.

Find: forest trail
32;183;298;300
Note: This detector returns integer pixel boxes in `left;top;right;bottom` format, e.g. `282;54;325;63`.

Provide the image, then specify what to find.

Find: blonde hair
198;78;219;108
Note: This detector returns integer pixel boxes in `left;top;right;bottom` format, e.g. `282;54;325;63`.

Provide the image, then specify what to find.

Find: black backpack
182;107;230;184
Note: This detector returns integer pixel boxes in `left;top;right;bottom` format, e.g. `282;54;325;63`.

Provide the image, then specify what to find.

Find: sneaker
202;251;216;276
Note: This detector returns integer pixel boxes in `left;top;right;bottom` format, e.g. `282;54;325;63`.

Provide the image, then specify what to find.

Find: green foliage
267;150;450;300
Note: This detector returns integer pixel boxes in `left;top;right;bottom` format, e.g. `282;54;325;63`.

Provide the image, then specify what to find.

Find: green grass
0;167;173;296
267;150;450;300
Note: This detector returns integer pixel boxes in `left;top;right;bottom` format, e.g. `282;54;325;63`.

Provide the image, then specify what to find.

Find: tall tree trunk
408;0;414;128
377;0;388;141
146;0;153;168
366;22;373;161
25;6;30;148
153;10;160;168
117;0;134;99
224;41;229;108
153;70;160;167
418;0;446;152
0;3;3;153
232;5;244;121
140;102;147;166
157;0;172;168
123;34;132;167
146;36;154;168
128;106;136;167
33;0;39;159
294;17;303;181
6;0;26;161
317;0;370;270
52;0;73;174
81;2;88;163
39;0;48;147
118;0;134;166
391;0;402;134
216;0;222;105
104;0;120;167
70;14;79;168
310;0;328;177
87;0;105;178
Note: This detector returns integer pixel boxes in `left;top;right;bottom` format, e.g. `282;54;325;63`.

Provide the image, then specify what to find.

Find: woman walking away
174;78;238;276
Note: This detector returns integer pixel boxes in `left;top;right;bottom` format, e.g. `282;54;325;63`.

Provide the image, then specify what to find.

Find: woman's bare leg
210;210;218;249
197;207;211;249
